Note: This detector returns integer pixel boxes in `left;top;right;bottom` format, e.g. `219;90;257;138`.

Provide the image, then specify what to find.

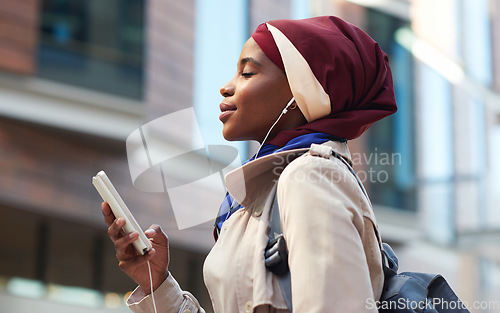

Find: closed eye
241;72;255;77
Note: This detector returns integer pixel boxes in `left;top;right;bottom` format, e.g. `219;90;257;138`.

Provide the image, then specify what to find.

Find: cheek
243;81;287;113
227;77;291;139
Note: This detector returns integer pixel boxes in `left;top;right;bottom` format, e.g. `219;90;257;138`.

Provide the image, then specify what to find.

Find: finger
107;217;126;242
145;224;169;246
101;202;116;226
118;249;156;272
114;231;140;260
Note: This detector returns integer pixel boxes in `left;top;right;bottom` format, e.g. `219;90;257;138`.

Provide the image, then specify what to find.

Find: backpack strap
265;194;293;310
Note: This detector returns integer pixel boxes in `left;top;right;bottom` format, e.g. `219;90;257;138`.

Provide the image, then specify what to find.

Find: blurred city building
0;0;499;312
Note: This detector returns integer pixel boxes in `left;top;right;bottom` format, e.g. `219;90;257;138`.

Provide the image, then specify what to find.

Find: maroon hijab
252;16;397;146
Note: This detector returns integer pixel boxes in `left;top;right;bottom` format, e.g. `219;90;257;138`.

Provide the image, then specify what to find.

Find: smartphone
92;170;152;255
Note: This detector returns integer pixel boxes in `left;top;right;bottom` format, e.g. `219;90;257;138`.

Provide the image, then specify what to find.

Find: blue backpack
264;151;470;313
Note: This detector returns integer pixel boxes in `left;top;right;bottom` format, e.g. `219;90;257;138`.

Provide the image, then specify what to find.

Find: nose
220;82;235;97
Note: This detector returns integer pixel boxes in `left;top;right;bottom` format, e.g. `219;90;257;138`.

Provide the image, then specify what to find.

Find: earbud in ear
254;96;296;159
282;97;295;114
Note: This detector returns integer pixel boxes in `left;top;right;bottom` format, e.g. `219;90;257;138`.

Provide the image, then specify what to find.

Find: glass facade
0;203;208;310
363;9;416;211
37;0;145;99
0;205;133;309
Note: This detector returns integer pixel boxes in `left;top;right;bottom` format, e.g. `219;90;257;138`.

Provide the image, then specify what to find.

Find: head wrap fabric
251;16;397;146
266;24;332;122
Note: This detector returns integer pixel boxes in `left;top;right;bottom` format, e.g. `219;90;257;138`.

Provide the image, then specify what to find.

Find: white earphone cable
255;97;295;159
147;261;158;313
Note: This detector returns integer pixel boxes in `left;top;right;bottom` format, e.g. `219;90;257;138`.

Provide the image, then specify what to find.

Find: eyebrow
239;57;262;67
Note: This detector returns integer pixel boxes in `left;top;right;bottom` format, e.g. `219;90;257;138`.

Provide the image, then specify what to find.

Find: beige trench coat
127;141;384;313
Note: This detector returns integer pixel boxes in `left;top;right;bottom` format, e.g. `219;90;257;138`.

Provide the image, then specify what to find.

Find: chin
222;127;239;142
222;128;253;142
222;135;237;142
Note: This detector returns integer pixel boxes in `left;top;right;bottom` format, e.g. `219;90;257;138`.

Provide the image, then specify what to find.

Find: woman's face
219;38;300;143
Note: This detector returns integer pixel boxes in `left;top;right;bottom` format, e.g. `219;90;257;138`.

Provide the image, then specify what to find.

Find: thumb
145;224;169;246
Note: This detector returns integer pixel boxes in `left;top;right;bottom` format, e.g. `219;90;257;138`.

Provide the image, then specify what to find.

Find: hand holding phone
93;170;152;255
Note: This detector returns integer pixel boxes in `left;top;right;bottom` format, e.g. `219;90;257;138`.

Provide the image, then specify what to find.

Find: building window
0;204;210;309
37;0;145;99
363;9;416;211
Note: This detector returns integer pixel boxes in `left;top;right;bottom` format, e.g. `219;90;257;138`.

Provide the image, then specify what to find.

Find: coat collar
225;141;351;208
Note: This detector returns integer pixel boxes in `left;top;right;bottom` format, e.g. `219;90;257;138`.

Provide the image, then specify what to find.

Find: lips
219;102;237;122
